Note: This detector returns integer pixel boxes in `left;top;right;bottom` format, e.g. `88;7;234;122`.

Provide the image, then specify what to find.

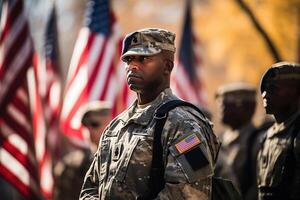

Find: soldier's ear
163;59;173;75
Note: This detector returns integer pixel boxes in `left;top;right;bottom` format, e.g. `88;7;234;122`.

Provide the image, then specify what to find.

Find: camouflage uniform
217;123;256;189
215;82;260;200
53;149;93;200
80;89;220;200
257;112;300;200
257;62;300;200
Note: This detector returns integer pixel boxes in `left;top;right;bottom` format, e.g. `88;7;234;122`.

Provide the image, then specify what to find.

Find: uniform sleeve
156;119;214;200
79;152;100;200
291;132;300;199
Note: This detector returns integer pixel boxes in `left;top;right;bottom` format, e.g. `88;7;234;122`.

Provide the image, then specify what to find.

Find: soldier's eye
125;57;133;64
139;56;150;62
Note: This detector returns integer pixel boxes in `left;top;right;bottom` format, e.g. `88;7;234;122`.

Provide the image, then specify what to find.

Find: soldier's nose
261;91;267;98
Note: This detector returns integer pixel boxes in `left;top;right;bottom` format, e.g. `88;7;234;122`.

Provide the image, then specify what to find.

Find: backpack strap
141;99;208;199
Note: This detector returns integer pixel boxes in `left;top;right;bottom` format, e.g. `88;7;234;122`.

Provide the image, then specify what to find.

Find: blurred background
24;0;300;132
1;0;300;199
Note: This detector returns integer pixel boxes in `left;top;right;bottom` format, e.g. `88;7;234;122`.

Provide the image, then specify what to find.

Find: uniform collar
120;88;177;126
267;110;300;138
222;123;255;146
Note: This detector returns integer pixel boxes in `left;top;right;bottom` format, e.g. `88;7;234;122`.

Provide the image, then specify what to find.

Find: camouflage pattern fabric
53;149;93;200
216;123;258;199
79;88;220;200
257;112;300;200
121;28;176;61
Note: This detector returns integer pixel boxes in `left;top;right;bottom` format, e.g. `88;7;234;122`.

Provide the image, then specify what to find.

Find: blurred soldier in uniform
80;28;220;200
215;82;261;199
53;101;111;200
257;62;300;200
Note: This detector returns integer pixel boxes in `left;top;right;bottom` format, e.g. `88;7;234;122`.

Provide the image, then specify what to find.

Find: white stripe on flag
88;33;105;74
89;36;116;100
7;105;31;132
2;123;37;166
0;18;26;66
0;148;30;185
102;72;118;102
66;28;90;83
61;66;88;120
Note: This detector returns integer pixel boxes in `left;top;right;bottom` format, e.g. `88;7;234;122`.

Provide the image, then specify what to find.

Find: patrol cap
215;82;256;103
81;101;112;126
121;28;176;62
260;62;300;93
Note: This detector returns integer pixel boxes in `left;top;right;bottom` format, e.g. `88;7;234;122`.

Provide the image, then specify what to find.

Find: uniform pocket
114;136;141;182
269;144;289;186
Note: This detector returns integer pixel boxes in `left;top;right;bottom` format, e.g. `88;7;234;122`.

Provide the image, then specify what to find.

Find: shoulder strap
144;99;207;199
154;99;208;121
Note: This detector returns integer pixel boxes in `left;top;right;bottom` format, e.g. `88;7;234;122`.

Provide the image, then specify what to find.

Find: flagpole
297;8;300;63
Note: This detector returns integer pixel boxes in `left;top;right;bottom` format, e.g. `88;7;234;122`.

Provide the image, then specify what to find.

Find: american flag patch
175;133;201;154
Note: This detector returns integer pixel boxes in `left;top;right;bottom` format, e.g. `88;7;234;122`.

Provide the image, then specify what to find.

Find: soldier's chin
264;106;272;114
128;83;142;92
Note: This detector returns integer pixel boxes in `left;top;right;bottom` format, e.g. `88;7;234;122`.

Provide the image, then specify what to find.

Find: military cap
260;62;300;93
121;28;176;61
81;101;112;126
215;82;256;102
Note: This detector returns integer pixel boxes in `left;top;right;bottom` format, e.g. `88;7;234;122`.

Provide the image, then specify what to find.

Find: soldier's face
124;54;167;93
85;113;111;145
262;80;299;114
219;100;241;126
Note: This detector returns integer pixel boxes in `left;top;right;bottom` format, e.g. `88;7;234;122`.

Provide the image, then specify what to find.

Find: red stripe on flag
0;164;31;197
11;95;30;117
0;24;28;77
0;52;32;112
0;164;39;199
62;84;88;140
87;38;108;93
99;60;115;100
66;33;95;91
0;135;39;181
0;0;42;198
2;114;34;147
0;0;21;43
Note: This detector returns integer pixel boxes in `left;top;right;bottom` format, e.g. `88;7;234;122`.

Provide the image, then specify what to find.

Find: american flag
171;0;206;105
175;133;201;154
60;0;133;146
0;0;41;199
28;5;62;199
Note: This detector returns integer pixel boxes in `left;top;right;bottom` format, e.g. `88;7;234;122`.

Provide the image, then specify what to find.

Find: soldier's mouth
127;72;143;80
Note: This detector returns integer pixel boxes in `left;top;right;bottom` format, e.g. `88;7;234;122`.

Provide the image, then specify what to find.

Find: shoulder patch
175;133;201;154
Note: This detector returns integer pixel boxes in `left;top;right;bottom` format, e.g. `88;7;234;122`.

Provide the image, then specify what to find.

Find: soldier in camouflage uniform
54;101;112;200
215;82;260;200
79;28;220;200
257;62;300;200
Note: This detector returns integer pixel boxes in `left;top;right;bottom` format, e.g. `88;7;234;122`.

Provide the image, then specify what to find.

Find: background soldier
215;82;261;200
80;28;220;200
257;62;300;200
53;101;111;200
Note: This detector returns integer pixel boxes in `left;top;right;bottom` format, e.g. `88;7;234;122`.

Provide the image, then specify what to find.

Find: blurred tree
235;0;282;62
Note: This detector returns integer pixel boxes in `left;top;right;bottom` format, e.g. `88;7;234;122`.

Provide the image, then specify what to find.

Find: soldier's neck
274;106;299;123
136;86;169;105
